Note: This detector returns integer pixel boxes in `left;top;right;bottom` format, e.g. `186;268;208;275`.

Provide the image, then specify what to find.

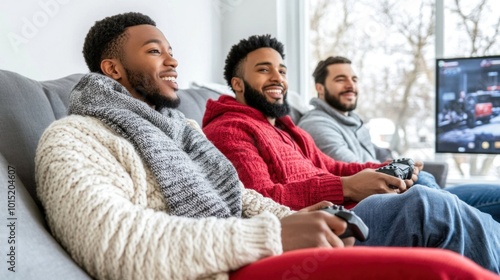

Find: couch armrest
422;161;449;188
0;153;91;279
374;146;395;162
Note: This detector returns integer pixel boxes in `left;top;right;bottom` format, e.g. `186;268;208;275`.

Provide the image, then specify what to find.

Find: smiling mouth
160;75;178;90
341;91;356;95
265;88;285;100
160;76;177;82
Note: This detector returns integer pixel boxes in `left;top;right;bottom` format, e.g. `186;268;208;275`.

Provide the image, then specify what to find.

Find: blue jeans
352;185;500;273
446;184;500;223
417;171;500;223
415;170;442;189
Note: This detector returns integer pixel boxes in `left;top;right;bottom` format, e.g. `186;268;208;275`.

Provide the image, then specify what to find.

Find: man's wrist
340;176;352;202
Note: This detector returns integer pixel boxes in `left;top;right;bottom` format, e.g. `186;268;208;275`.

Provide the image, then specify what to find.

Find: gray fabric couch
0;70;90;279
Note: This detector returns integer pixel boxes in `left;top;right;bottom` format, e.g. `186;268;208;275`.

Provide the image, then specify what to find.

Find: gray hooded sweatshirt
298;98;379;163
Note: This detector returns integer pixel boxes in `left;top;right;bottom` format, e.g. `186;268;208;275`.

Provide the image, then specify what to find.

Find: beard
243;80;289;118
124;67;180;110
324;87;357;112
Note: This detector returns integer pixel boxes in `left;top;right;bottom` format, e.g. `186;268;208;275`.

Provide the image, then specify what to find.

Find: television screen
435;55;500;154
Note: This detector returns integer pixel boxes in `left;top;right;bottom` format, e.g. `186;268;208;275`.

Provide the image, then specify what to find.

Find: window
307;0;500;182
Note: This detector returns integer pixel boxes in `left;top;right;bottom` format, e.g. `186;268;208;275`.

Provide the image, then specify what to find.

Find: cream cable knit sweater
35;115;292;280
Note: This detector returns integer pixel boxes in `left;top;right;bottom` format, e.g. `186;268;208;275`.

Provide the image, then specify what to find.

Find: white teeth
161;76;176;82
266;90;282;94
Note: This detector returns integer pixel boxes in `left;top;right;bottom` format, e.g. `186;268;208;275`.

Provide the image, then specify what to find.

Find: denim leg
415;170;441;189
416;172;500;221
446;184;500;223
352;185;500;273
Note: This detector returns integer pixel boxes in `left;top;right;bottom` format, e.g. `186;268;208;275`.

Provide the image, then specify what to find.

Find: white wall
0;0;222;88
221;0;281;60
220;0;305;93
0;0;303;91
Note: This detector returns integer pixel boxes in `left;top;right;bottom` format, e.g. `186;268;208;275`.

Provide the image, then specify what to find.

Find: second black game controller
376;157;415;181
376;158;414;180
321;205;369;242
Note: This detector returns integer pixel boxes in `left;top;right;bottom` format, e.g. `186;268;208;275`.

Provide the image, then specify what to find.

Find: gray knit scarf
68;73;242;218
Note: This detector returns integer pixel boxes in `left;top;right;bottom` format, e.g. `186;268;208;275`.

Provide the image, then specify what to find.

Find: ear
231;77;244;94
100;59;123;80
315;83;325;99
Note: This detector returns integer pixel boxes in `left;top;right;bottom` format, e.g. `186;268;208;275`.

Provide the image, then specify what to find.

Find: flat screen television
435;55;500;154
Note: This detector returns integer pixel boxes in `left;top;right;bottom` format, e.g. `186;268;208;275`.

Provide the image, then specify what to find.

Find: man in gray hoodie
298;56;500;222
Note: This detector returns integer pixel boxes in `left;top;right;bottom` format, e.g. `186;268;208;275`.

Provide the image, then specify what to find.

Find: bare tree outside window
309;0;435;156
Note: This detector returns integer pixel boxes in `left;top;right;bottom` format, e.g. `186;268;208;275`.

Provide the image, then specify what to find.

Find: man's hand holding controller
376;158;421;189
321;205;369;241
280;201;369;252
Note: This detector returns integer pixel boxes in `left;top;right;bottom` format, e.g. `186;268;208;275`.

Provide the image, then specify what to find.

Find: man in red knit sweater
203;36;406;210
202;35;500;274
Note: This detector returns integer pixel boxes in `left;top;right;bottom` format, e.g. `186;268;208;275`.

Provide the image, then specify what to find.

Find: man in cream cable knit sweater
34;12;358;279
35;12;500;279
202;34;500;274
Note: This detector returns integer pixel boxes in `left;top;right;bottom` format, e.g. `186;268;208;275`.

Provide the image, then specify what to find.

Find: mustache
265;83;284;87
263;83;285;90
340;90;357;95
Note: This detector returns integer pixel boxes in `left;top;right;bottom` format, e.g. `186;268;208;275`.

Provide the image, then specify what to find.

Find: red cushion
230;247;500;280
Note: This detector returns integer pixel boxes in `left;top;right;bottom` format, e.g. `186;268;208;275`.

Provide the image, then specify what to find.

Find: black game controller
321;205;369;241
376;158;415;180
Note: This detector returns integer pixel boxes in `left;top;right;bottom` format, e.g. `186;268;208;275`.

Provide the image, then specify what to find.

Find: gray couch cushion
0;153;91;279
0;70;83;207
177;87;223;125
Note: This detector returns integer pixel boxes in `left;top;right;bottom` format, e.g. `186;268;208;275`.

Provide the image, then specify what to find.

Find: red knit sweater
202;95;384;210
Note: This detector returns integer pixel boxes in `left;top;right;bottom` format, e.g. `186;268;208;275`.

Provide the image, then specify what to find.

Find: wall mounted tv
436;55;500;154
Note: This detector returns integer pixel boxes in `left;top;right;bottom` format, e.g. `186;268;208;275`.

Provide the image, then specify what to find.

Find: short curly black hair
312;56;351;85
82;12;156;73
223;34;285;91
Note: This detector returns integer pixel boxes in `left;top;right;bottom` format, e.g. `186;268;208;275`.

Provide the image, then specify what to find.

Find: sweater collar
203;95;294;128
